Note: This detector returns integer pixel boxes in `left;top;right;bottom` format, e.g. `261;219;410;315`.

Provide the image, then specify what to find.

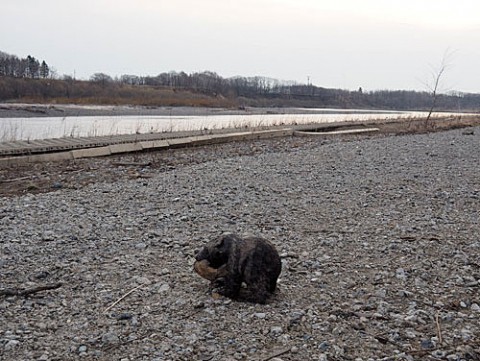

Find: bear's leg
268;277;278;293
244;277;271;304
244;287;269;304
215;274;241;300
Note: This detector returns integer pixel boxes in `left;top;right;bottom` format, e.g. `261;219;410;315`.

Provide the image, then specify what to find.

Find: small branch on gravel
262;347;291;361
112;161;152;167
0;282;63;297
103;283;145;314
1;176;31;183
435;311;443;344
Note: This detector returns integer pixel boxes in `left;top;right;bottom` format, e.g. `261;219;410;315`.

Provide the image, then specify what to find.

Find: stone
102;332;120;345
4;339;20;350
51;182;63;189
420;339;435;350
156;283;170;293
270;326;283;336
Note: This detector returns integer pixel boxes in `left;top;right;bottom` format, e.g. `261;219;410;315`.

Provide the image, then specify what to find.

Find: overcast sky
2;0;480;92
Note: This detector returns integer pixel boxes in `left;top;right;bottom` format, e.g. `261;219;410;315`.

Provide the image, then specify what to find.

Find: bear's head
195;234;236;268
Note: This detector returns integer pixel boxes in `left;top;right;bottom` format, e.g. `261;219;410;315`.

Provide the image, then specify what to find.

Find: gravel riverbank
1;127;479;360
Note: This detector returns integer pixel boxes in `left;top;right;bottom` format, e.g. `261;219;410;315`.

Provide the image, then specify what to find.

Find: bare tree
424;49;454;127
90;72;113;87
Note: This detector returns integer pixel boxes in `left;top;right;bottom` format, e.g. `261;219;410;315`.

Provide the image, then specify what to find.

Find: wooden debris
0;282;63;297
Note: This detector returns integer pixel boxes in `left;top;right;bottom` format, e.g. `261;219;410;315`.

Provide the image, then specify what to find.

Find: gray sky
2;0;480;93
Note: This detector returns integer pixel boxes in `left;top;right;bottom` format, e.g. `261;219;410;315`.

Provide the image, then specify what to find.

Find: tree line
84;70;480;111
1;50;480;111
0;51;50;79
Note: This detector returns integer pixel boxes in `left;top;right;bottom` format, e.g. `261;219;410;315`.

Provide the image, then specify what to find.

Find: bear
194;233;282;304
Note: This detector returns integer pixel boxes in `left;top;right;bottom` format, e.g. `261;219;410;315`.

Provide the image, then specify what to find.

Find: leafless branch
262;347;291;361
0;282;63;297
103;283;145;314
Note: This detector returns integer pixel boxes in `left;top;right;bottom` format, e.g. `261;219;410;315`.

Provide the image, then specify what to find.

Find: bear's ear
219;234;236;250
218;233;232;247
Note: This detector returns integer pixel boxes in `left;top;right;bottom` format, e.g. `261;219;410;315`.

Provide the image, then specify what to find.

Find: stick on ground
103;283;145;314
0;282;63;297
262;347;291;361
435;311;443;345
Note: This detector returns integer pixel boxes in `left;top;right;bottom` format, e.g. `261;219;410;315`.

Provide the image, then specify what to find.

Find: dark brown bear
194;233;282;304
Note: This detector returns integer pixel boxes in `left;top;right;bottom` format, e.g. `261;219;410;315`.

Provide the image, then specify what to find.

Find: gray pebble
101;332;119;345
4;339;20;350
270;326;283;336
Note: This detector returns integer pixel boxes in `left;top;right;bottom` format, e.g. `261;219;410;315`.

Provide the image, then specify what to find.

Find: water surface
0;109;455;141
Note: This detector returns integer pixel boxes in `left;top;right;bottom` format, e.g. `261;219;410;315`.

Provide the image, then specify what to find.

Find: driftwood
435;311;443;345
103;283;145;314
0;176;31;183
0;282;63;297
262;347;291;361
112;161;152;167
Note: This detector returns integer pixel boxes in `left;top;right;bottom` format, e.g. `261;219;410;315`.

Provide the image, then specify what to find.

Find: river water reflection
0;109;455;142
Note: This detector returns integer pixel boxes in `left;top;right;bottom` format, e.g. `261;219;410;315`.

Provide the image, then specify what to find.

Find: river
0;108;460;142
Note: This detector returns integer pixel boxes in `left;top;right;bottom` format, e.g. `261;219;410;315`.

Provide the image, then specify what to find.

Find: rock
51;182;63;189
116;313;133;320
396;268;407;280
318;354;328;361
133;276;151;285
318;341;330;351
431;350;446;358
421;339;435;350
4;339;20;350
155;283;171;293
101;332;120;345
270;326;283;336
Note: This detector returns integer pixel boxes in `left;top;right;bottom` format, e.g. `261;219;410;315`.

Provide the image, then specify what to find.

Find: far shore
0;102;421;119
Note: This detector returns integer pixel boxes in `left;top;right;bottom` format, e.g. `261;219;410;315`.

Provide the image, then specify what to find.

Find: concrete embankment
0;128;294;166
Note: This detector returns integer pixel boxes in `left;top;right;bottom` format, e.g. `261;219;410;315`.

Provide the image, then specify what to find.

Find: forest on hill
1;50;480;111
